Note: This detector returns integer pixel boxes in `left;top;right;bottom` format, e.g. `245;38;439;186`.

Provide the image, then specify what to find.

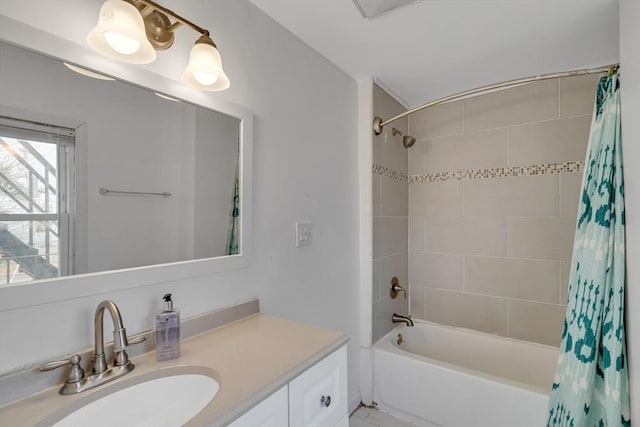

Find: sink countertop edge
0;314;349;427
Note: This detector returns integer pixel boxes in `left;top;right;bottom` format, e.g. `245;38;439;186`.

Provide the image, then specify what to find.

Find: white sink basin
49;369;219;427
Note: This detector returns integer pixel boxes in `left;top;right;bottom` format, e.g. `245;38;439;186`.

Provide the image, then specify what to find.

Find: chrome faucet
39;300;145;395
392;313;414;327
93;300;131;375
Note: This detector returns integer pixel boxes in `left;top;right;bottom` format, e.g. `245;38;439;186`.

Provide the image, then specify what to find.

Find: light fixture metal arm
134;0;209;36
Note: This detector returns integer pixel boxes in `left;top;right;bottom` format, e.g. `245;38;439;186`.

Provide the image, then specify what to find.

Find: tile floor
349;406;418;427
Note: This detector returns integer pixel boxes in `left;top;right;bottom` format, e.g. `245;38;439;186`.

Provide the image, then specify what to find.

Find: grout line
559;260;564;305
461;179;465;217
506;217;510;257
424;286;567;307
506;126;510;166
461;99;466;134
558;173;563;216
423;286;428;320
461;255;466;292
407;247;572;264
506;298;510;337
423;216;428;253
557;78;561;119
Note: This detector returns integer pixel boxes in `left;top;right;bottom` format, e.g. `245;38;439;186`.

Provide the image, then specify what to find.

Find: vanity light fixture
87;0;230;91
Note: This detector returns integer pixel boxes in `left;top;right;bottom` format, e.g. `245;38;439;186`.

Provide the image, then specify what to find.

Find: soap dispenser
155;293;180;361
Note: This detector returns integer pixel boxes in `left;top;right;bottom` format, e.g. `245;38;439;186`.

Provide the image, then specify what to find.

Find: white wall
0;0;361;405
620;0;640;419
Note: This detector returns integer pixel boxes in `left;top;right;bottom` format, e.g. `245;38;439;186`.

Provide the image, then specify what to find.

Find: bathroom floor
350;406;418;427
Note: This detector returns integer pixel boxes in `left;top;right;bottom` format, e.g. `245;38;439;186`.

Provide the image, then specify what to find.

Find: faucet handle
128;335;147;346
39;354;85;384
113;333;147;368
390;277;407;299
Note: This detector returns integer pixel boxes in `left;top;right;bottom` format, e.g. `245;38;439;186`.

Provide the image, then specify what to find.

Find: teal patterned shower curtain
227;163;240;256
546;74;630;426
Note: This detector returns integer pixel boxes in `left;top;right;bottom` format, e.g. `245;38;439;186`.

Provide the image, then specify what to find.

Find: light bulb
193;72;218;86
182;35;230;91
105;32;140;55
104;33;140;55
87;0;156;64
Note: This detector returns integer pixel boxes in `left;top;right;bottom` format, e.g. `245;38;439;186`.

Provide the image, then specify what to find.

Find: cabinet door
289;345;348;427
228;386;288;427
334;414;349;427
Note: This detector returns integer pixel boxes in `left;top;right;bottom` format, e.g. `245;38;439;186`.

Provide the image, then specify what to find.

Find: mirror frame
0;16;253;311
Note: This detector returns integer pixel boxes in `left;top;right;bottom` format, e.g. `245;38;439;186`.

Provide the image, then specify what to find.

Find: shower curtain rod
373;63;620;135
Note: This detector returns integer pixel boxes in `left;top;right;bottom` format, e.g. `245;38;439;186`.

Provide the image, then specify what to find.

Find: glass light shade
87;0;156;64
182;41;230;91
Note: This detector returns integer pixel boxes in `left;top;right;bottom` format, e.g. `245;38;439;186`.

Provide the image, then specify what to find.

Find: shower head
392;128;416;148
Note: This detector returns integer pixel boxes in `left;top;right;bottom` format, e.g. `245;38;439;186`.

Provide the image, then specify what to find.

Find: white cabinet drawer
228;386;288;427
289;346;347;427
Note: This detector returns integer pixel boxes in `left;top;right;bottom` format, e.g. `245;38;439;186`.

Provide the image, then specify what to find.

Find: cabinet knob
320;395;331;407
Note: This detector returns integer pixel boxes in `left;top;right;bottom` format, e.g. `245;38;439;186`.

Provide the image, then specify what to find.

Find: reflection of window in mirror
0;117;75;285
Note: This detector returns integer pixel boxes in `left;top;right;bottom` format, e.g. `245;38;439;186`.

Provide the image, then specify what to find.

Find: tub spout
392;313;414;327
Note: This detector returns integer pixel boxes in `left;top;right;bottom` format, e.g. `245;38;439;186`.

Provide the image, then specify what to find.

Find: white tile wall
463;175;559;217
559;74;601;118
426;217;507;256
507;217;576;261
409;252;463;290
373;217;408;259
507;300;567;346
372;84;408;344
464;256;561;303
560;173;583;217
425;288;508;335
508;116;591;165
381;176;409;216
405;74;597;346
408;217;426;252
421;129;508;174
409;180;462;217
409;100;463;139
463;79;559;132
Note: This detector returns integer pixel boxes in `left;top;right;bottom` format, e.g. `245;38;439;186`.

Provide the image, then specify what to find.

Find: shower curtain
546;74;630;426
226;163;240;256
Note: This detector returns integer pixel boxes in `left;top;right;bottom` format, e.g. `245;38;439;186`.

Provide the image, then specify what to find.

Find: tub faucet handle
390;277;406;299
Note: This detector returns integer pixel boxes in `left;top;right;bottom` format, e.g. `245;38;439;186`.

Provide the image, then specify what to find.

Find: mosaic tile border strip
372;164;409;182
373;161;584;183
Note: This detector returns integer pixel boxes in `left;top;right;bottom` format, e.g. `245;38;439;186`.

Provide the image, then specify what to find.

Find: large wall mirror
0;16;253;310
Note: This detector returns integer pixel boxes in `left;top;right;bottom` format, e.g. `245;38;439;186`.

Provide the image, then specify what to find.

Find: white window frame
0;116;75;281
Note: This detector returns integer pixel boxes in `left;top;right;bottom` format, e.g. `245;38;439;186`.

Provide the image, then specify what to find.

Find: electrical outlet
295;222;312;247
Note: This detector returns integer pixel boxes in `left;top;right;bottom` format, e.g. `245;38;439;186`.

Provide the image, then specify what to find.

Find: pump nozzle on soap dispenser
155;293;180;361
163;293;173;310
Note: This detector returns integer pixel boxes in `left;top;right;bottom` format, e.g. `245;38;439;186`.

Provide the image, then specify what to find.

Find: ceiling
249;0;619;108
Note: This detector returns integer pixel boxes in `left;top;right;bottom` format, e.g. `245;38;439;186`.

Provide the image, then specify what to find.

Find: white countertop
0;314;348;426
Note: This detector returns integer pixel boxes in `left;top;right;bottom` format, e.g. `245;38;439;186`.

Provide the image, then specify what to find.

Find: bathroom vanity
0;311;349;426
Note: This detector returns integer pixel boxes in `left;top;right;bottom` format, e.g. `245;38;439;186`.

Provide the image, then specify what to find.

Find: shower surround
372;84;409;343
407;74;599;346
372;73;600;347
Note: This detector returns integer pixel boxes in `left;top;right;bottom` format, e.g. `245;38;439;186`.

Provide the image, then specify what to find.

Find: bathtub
373;320;559;427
